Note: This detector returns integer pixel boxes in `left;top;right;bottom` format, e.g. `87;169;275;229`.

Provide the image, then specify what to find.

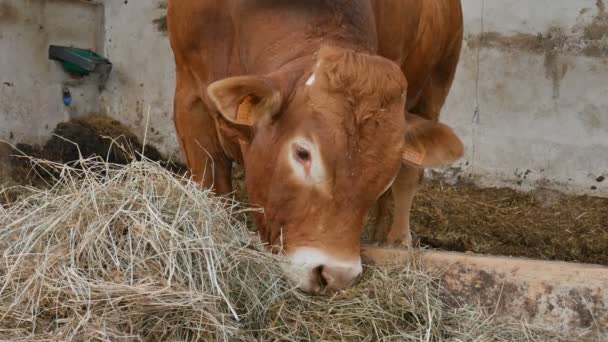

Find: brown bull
167;0;464;294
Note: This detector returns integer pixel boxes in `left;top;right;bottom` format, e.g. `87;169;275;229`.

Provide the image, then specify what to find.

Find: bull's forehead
253;47;408;209
281;58;406;196
306;46;407;107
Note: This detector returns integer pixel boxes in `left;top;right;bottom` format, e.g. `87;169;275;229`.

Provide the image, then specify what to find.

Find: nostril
313;265;327;287
321;265;361;290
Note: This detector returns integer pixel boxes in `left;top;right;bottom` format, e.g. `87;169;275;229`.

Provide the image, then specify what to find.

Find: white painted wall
0;0;104;146
1;0;607;196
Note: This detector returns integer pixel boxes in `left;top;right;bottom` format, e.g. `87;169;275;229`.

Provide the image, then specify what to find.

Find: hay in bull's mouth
0;157;565;341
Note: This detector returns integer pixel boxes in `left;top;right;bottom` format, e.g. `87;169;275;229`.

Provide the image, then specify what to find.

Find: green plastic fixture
48;45;112;76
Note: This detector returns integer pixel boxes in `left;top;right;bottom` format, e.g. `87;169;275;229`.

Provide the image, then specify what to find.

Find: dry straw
0;156;565;341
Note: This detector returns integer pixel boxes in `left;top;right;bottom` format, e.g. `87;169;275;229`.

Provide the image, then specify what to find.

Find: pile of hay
0;157;563;341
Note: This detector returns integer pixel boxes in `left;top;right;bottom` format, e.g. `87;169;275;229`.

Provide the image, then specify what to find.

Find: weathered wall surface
98;0;181;160
441;0;608;196
0;0;104;147
1;0;607;197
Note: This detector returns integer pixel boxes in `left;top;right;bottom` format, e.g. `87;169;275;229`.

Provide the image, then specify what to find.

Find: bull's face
208;46;463;294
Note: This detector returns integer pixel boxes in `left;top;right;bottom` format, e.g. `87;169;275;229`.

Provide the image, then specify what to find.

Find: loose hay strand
1;157;568;341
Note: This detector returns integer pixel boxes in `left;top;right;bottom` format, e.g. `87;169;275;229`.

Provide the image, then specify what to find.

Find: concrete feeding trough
361;246;608;339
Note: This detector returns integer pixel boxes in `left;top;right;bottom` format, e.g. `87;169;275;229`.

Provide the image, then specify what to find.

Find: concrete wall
1;0;607;197
442;0;608;196
99;0;181;161
0;0;104;146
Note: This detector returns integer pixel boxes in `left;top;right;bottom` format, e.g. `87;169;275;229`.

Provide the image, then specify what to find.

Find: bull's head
207;46;463;294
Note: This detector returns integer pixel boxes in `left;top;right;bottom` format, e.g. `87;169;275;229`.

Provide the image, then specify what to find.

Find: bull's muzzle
287;247;362;294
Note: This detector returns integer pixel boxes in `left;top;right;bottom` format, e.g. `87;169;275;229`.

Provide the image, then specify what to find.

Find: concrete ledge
361;247;608;338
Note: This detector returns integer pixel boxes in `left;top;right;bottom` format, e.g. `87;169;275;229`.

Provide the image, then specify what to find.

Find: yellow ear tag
402;147;425;167
236;95;255;126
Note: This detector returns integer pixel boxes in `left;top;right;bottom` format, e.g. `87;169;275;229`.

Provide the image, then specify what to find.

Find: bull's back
168;0;463;110
372;0;463;112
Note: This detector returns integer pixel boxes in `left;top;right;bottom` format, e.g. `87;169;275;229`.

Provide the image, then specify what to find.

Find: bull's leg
369;190;392;243
368;80;452;247
173;72;232;195
386;165;422;246
380;36;463;247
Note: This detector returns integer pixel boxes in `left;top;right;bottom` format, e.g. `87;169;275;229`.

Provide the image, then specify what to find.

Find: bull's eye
288;139;327;184
296;148;310;161
294;146;311;162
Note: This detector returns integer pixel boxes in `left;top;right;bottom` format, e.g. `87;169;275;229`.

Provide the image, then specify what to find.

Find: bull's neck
262;40;368;106
256;33;379;101
243;37;375;86
236;1;378;76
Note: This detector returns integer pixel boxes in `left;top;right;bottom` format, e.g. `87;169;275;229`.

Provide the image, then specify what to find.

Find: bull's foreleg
381;33;462;247
385;165;422;247
368;165;422;247
369;190;392;243
173;78;233;195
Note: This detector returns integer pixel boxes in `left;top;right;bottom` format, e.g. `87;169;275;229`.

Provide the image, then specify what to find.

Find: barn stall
0;0;607;340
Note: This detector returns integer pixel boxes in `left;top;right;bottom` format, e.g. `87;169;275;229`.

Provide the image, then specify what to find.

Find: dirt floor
404;180;607;265
2;115;607;265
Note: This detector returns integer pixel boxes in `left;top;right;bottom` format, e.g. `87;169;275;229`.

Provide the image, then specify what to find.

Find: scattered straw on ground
408;180;608;265
0;157;565;341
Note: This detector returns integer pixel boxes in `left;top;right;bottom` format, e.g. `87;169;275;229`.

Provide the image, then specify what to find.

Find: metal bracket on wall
48;45;112;88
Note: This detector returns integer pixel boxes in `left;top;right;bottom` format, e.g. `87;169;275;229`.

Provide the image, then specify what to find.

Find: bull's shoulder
374;0;462;63
167;0;233;50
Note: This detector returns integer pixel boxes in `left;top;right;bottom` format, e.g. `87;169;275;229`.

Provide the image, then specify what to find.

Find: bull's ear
207;75;282;127
401;113;464;168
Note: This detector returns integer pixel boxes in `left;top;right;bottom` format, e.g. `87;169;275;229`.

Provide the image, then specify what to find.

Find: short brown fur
168;0;464;289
